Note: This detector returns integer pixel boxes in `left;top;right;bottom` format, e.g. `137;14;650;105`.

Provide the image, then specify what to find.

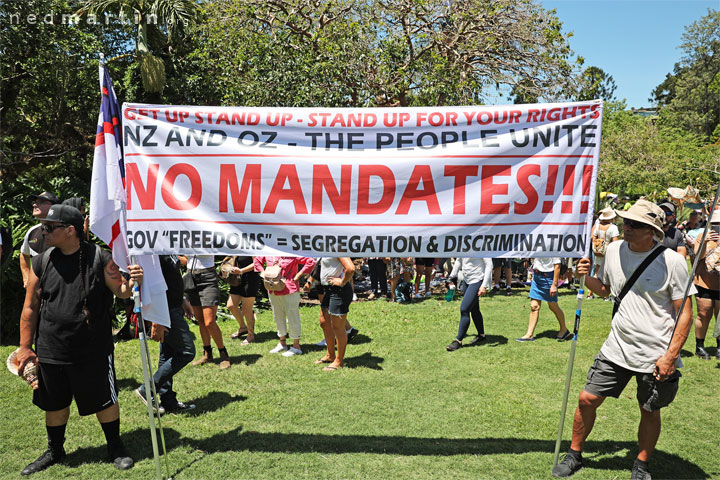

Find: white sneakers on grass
269;343;289;354
269;343;302;356
282;347;303;357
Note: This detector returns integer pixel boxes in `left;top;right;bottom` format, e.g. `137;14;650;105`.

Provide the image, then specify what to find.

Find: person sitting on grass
516;257;570;342
445;257;493;351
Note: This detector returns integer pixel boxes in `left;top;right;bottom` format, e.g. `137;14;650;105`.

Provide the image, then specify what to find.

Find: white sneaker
315;338;327;347
414;293;423;299
425;291;432;298
282;347;303;357
269;343;289;354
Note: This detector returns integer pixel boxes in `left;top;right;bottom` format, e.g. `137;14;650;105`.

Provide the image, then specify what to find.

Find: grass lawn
1;286;718;479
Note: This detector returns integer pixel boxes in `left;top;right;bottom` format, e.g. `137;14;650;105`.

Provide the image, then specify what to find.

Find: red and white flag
90;60;170;327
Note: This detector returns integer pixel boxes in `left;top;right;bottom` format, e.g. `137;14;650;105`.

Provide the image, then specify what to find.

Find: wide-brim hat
616;199;665;241
711;209;720;224
598;207;616;221
39;204;84;232
28;191;59;205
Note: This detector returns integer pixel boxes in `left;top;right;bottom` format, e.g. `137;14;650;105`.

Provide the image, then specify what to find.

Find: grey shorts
185;270;220;307
584;353;681;412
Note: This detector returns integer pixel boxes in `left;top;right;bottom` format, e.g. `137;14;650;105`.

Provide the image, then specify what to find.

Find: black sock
218;347;228;355
46;424;66;453
203;345;213;355
567;448;582;459
697;338;705;349
634;458;649;468
100;419;122;451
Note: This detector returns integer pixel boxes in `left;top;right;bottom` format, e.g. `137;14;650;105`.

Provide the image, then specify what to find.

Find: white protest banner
122;101;602;257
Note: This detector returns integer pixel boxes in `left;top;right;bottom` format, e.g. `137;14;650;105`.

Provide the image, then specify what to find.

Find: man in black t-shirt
658;202;687;257
134;255;196;414
16;205;144;476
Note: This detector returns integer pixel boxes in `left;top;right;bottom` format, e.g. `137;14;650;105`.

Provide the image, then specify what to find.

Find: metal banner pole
553;274;586;466
133;282;163;480
131;255;170;479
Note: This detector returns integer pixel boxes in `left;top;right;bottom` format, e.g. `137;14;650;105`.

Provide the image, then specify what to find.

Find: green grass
1;288;718;479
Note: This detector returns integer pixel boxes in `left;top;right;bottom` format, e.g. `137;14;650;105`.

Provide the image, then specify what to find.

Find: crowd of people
6;189;719;479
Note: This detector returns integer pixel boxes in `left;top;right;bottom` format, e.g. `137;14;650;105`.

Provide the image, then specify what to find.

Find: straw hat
616;199;666;241
598;207;616;221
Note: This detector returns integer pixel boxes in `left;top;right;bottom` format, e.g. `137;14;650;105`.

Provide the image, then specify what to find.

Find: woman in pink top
254;256;316;356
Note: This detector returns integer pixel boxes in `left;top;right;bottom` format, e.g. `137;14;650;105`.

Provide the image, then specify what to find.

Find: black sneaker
446;340;462;351
552;452;583;477
134;387;165;415
21;448;66;476
630;459;652;480
696;346;711;360
347;327;359;343
164;401;196;414
468;335;486;346
108;445;134;470
505;288;512;296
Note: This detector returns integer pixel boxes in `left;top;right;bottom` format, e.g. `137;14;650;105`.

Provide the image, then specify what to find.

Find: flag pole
131;258;171;480
95;53;171;479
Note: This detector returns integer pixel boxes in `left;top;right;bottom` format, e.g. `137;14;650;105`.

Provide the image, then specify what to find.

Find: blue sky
542;0;718;109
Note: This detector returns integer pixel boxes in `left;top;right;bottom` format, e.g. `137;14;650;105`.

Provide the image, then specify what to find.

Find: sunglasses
41;223;70;233
623;219;650;230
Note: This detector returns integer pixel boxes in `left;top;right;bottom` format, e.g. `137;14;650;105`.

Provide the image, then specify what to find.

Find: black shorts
321;283;353;316
695;284;720;301
583;353;680;412
414;257;435;267
186;270;220;307
33;354;118;416
492;258;512;269
229;272;260;298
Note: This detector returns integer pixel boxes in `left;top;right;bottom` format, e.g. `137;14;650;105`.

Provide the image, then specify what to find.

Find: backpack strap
37;247;55;286
612;245;667;318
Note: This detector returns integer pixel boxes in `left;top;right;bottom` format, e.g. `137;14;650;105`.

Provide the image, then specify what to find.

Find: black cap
657;201;676;215
39;205;84;232
62;197;84;211
29;191;60;204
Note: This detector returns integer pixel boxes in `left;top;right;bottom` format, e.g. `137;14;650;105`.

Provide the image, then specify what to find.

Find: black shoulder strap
612;245;667;318
37;247;55;286
92;243;104;278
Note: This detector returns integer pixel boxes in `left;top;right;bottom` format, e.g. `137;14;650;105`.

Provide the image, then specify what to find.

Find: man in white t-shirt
20;191;60;288
553;200;694;480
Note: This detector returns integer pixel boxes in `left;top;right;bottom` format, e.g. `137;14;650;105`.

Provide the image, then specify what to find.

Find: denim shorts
320;283;353;316
584;353;681;411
